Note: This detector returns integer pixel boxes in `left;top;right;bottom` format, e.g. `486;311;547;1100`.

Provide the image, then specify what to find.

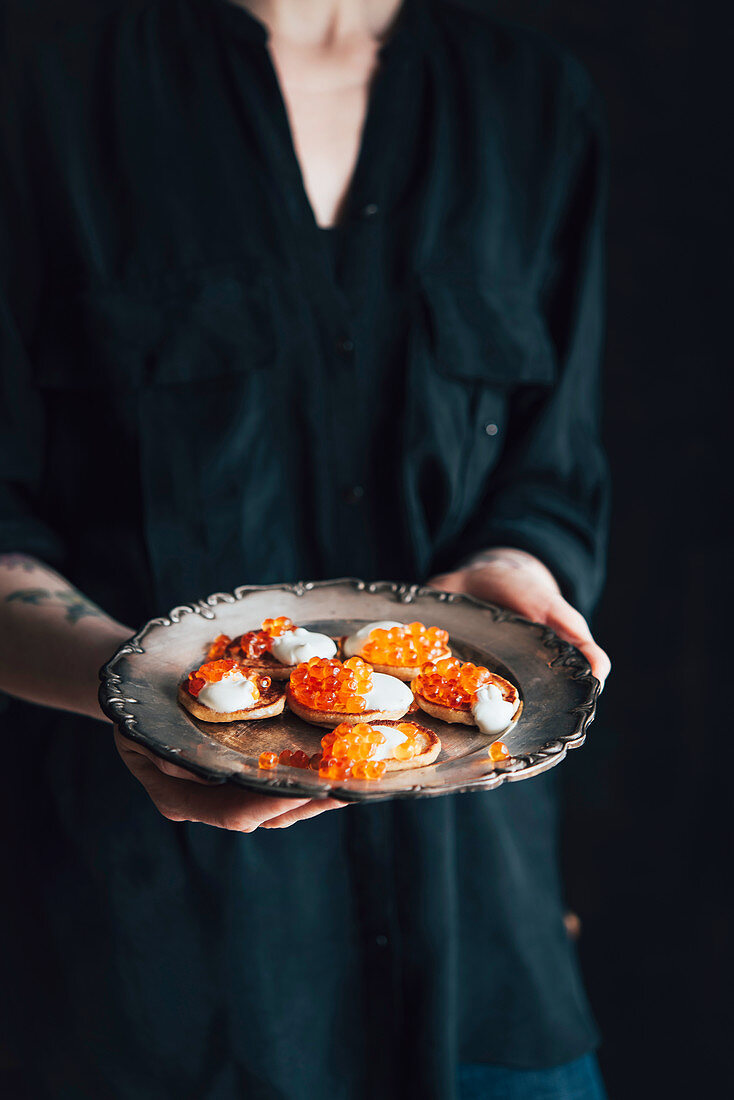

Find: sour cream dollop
471;683;517;735
363;672;413;713
367;723;411;761
343;621;403;658
269;627;336;665
197;668;260;713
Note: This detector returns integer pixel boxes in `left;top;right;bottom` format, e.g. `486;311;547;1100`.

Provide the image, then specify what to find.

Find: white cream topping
363;672;413;714
368;723;411;761
471;683;517;735
197;668;259;713
269;627;336;665
343;621;403;658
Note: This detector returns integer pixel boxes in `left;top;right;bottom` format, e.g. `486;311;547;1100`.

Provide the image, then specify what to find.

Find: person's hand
114;729;347;831
428;547;611;687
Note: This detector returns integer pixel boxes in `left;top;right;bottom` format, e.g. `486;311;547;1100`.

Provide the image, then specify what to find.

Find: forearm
0;553;132;721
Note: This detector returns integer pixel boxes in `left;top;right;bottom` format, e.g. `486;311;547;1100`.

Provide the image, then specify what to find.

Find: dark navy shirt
0;2;608;1096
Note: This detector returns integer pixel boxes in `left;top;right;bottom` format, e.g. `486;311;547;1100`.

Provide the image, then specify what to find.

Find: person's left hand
428;547;611;687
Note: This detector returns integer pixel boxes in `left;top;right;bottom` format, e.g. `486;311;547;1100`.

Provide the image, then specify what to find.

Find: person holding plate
0;1;610;1097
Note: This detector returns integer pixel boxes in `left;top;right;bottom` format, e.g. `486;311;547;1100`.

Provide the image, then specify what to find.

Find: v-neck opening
256;1;417;233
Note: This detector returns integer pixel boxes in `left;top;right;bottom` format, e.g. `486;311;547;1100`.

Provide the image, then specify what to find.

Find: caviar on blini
289;656;373;713
316;721;424;779
359;622;450;668
206;634;233;661
261;616;294;637
413;657;510;710
206;617;296;662
187;659;267;700
254;719;423;781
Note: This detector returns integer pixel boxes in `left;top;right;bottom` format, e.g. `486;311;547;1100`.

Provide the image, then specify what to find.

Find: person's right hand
114;728;347;831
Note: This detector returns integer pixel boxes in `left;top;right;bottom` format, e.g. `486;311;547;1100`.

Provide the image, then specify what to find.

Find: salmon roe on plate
258;748;310;770
359;621;450;668
412;657;499;710
289;656;373;713
187;659;270;699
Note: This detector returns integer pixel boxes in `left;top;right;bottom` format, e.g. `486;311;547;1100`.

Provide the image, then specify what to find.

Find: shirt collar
200;0;269;45
201;0;418;52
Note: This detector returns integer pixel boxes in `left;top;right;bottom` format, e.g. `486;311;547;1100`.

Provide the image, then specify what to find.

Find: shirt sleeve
439;69;610;617
0;60;67;569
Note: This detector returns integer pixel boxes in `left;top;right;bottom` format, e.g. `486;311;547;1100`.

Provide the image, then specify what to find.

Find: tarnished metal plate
99;579;599;802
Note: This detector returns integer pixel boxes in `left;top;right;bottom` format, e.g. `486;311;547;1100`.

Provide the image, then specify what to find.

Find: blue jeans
457;1054;607;1100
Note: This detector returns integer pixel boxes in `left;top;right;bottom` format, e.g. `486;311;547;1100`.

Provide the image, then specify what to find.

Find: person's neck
235;0;403;46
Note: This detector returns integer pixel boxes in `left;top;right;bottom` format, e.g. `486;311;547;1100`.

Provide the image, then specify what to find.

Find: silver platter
98;579;599;802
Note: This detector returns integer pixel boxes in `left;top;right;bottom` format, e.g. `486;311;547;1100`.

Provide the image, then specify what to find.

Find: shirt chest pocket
34;266;289;608
403;272;557;556
420;271;556;389
36;266;278;390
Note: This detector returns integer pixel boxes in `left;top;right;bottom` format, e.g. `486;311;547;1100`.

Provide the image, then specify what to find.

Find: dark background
480;3;730;1097
3;2;730;1096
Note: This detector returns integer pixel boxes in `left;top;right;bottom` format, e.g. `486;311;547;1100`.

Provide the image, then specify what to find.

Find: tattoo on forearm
459;547;560;591
5;588;105;624
0;553;39;573
462;549;529;571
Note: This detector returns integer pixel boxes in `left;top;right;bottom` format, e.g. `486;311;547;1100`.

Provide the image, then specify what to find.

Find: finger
114;729;217;785
124;751;312;830
426;572;466;594
163;775;313;830
117;729;348;829
543;598;611;685
150;756;220;785
577;639;612;686
259;798;350;829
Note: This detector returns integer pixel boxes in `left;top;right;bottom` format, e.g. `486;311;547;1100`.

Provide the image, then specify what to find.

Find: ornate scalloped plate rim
98;578;599;801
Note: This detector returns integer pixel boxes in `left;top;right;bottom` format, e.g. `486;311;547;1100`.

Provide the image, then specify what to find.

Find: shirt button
342;485;365;505
375;933;389;947
484;422;499;436
361;203;379;218
336;337;355;357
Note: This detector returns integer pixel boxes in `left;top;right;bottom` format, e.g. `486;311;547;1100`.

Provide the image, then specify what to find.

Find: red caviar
359;622;450;668
236;631;272;659
206;634;232;661
206;617;296;663
187;658;264;700
316;720;423;777
289;656;373;713
488;740;510;762
256;718;423;781
257;747;323;770
261;616;294;638
413;657;499;710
